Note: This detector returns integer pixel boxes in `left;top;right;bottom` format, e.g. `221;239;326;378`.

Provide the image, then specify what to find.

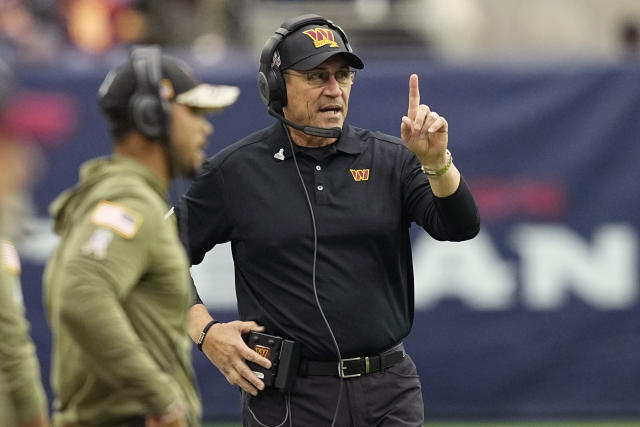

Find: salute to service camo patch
1;240;21;274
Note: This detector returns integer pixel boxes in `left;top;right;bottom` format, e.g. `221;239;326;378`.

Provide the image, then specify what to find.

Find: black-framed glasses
284;70;356;86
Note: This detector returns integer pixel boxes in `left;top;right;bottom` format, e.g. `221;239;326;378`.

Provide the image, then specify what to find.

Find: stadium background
3;1;640;425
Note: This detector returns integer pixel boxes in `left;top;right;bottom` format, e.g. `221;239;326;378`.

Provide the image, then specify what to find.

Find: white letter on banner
413;230;516;309
513;224;638;310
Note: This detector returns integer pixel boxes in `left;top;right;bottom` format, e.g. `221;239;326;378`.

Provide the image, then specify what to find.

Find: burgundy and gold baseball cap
278;24;364;71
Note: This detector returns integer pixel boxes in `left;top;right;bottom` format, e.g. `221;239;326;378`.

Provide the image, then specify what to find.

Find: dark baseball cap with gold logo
278;24;364;71
99;54;239;127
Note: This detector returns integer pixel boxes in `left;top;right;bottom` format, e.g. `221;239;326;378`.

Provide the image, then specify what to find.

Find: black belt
299;343;406;378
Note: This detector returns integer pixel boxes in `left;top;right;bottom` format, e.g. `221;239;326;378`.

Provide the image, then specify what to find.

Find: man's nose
323;74;342;95
202;119;213;136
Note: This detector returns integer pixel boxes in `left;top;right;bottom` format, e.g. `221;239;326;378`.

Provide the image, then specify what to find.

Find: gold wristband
421;149;452;176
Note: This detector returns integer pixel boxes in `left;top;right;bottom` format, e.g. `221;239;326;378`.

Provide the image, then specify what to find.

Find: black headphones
129;45;170;142
257;14;353;112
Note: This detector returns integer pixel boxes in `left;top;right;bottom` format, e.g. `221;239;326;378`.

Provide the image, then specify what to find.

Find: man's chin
184;162;201;179
317;120;344;130
182;168;197;180
171;163;199;180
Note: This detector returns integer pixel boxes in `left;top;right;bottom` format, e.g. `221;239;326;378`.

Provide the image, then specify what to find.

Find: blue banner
15;58;640;421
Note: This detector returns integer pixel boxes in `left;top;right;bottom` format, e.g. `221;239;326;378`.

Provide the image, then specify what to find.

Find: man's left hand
400;74;449;170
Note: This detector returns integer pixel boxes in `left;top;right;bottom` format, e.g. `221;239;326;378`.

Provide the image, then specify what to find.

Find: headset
257;14;353;113
129;45;170;143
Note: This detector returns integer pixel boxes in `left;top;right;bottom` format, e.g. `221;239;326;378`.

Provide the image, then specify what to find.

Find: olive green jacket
0;240;47;426
44;156;200;426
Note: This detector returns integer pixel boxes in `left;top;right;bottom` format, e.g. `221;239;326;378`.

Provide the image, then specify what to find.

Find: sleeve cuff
433;176;480;240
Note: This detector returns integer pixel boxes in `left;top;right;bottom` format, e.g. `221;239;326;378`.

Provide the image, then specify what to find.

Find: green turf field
418;422;640;427
205;421;640;427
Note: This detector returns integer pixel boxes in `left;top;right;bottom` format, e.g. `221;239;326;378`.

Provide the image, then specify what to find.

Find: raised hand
400;74;449;170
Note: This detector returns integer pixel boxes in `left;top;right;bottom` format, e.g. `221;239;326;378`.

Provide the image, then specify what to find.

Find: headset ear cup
130;94;163;140
271;67;287;110
258;66;287;112
257;71;270;106
128;46;168;143
263;67;286;112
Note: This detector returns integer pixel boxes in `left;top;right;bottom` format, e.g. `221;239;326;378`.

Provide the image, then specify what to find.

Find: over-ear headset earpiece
257;14;353;113
129;46;170;142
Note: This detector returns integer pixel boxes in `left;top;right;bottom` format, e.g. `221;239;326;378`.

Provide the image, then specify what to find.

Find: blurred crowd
2;0;640;66
0;0;243;64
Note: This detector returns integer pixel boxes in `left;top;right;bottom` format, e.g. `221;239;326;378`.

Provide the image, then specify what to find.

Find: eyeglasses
283;70;356;87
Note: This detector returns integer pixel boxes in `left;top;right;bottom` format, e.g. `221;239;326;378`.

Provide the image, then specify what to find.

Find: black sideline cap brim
289;51;364;71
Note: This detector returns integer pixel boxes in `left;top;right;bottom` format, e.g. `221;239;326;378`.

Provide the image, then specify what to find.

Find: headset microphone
267;107;342;139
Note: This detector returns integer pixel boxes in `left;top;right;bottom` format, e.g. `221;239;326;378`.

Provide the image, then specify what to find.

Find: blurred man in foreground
43;46;239;426
0;61;49;427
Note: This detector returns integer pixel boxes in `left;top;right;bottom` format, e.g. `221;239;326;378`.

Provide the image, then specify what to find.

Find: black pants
242;354;424;427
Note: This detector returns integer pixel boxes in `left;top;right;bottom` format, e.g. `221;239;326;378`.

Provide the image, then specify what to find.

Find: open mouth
319;105;342;115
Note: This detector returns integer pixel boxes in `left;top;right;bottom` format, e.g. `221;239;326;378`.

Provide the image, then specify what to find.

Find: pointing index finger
407;74;420;121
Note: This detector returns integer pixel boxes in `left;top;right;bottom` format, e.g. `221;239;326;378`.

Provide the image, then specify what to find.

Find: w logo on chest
350;169;370;181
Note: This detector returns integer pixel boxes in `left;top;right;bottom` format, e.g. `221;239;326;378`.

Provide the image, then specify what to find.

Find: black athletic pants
242;354;424;427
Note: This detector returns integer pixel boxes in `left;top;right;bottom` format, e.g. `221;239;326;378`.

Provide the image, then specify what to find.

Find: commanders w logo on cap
302;28;339;48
